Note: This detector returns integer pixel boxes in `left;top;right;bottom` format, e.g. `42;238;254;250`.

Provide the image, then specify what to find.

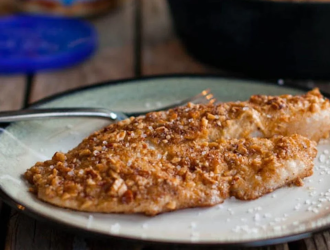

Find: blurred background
1;0;329;110
1;1;330;250
0;0;226;111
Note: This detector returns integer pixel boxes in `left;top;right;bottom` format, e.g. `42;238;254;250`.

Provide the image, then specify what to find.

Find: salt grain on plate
110;223;121;234
247;208;254;213
87;215;93;229
319;154;326;163
240;225;250;233
250;228;259;234
312;208;319;213
217;204;223;210
254;214;261;221
190;222;197;229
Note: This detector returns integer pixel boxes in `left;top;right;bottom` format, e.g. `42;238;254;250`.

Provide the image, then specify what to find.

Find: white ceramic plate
0;75;329;246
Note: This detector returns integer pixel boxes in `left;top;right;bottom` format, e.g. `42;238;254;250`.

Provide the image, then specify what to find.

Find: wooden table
1;1;330;249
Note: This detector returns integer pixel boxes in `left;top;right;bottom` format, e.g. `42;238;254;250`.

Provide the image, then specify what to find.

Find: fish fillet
25;134;316;215
24;89;326;215
141;88;329;142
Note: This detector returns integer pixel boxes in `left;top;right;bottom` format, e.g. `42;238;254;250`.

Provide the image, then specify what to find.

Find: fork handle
0;108;128;123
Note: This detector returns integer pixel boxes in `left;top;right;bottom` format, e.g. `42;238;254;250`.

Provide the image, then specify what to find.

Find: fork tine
190;90;217;105
126;89;217;117
176;89;217;106
129;89;217;117
201;89;211;97
179;89;210;104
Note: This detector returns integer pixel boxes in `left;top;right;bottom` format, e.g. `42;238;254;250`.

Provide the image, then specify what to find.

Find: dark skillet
167;0;330;79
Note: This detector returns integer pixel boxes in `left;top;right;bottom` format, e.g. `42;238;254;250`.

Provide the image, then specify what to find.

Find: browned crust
24;89;325;215
25;134;316;215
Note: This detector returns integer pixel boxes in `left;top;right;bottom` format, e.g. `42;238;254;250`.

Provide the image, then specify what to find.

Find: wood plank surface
29;0;135;103
0;0;16;16
0;76;25;111
0;76;25;250
323;232;330;250
273;244;290;250
3;2;136;250
2;0;330;249
314;234;328;250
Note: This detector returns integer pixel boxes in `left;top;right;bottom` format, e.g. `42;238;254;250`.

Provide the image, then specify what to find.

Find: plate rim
26;73;322;108
0;74;327;247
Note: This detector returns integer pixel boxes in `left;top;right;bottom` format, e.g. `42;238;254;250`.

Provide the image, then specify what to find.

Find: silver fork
0;89;216;123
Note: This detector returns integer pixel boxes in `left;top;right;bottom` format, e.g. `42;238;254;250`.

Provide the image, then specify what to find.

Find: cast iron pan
167;0;330;79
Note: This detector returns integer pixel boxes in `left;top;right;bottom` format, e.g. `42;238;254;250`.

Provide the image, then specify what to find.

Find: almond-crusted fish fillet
238;88;330;141
24;89;325;215
25;134;316;215
141;88;329;143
